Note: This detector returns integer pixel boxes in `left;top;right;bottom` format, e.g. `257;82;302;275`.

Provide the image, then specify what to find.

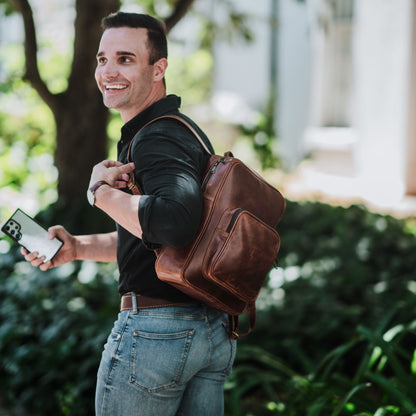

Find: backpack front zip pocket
202;208;281;302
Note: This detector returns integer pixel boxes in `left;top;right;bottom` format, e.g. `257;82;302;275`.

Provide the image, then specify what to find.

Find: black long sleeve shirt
116;95;214;301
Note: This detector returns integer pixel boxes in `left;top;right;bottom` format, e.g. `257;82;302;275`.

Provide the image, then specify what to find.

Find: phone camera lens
16;233;22;240
5;225;10;231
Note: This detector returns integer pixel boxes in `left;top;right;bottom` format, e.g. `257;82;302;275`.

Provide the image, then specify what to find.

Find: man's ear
153;58;168;81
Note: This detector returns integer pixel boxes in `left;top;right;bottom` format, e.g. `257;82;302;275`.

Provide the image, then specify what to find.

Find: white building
1;0;415;213
212;0;416;211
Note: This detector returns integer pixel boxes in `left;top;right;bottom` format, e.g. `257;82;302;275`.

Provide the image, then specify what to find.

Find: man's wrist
87;181;109;206
93;183;111;207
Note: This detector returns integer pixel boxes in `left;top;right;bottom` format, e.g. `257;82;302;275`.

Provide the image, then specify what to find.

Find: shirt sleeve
131;122;205;249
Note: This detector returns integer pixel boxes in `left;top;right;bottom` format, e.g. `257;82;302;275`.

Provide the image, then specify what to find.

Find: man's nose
101;61;119;79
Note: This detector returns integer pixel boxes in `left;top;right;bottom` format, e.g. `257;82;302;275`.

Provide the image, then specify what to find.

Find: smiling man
22;11;236;416
95;24;166;121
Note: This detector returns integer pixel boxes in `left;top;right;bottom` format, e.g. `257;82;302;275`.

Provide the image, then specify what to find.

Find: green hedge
251;201;416;368
0;248;119;415
1;200;415;415
225;201;416;415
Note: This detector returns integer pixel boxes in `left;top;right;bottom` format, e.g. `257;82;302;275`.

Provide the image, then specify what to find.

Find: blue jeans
95;304;237;416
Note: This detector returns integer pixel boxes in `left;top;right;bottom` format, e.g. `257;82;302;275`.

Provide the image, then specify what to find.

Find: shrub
225;200;416;416
1;200;416;415
0;245;119;415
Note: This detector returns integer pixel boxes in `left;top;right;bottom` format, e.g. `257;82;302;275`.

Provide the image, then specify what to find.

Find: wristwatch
87;181;109;206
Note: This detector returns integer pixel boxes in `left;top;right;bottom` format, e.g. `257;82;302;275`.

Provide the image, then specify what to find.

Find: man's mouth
104;84;128;92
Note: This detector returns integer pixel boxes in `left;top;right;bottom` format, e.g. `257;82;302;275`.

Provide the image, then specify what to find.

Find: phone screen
1;209;63;262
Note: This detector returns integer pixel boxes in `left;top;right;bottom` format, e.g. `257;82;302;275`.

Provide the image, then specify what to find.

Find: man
22;12;236;416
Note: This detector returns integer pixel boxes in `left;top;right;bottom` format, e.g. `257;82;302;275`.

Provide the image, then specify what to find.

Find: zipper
201;157;227;191
226;208;244;233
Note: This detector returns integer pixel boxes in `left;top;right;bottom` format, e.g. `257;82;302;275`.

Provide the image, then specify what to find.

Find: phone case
1;209;63;262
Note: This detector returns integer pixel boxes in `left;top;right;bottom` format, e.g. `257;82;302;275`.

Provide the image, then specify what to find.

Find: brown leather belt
121;294;239;339
120;293;197;312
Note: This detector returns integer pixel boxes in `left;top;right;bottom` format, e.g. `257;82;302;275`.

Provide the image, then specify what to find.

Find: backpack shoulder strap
127;114;213;164
126;114;213;194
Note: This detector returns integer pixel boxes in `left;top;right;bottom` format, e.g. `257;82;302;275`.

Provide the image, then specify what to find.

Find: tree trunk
54;91;108;203
52;0;119;203
15;0;196;205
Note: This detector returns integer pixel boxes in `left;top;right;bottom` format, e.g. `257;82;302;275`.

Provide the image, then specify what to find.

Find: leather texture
127;115;286;338
120;293;197;311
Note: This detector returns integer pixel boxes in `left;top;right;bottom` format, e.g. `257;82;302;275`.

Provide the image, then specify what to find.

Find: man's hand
21;225;77;271
87;159;143;239
89;160;135;190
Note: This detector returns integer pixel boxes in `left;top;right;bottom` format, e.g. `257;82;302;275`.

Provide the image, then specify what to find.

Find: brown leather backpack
127;115;286;338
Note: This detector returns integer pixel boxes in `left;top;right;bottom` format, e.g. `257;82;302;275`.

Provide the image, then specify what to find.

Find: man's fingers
89;161;135;189
105;163;134;187
102;160;124;168
40;261;53;271
115;162;135;174
24;251;38;261
31;255;46;267
113;180;128;189
21;249;45;266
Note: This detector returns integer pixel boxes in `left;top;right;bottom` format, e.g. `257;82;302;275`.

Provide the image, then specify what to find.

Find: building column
405;0;416;195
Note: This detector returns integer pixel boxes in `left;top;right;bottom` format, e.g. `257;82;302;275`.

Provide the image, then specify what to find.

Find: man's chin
103;98;122;110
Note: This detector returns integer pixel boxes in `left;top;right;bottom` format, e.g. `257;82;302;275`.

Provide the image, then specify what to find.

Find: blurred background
0;1;416;415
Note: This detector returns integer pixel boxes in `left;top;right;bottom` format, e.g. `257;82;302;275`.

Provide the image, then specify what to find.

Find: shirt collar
121;94;182;140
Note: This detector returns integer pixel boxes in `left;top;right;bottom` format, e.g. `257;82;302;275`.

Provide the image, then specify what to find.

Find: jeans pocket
102;313;128;356
129;328;194;393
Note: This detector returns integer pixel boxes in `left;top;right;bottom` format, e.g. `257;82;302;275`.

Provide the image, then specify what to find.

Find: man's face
95;27;157;121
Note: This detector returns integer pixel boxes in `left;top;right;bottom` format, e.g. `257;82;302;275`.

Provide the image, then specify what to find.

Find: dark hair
101;12;167;65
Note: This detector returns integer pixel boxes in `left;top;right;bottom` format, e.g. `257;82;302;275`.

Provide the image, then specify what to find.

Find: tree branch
164;0;195;33
12;0;58;112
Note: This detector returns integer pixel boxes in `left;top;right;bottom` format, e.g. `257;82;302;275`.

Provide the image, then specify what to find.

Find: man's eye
97;57;107;65
120;56;132;63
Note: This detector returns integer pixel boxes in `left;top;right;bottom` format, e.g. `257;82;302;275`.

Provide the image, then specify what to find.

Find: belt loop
130;292;138;315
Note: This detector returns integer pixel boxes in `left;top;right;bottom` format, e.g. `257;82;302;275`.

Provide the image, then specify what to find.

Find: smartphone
1;208;63;262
